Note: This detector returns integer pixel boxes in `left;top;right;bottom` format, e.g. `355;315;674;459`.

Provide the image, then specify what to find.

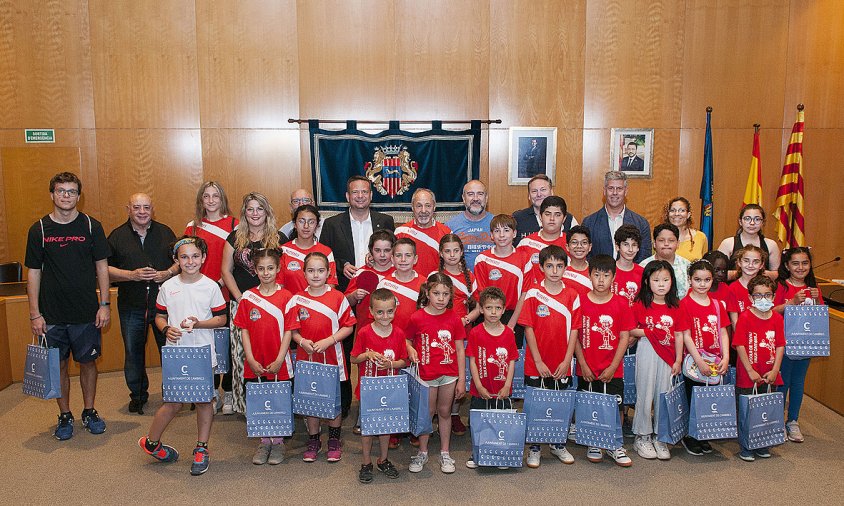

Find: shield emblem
381;156;402;197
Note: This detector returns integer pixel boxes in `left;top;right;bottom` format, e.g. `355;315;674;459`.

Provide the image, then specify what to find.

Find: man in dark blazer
319;175;394;418
620;142;645;171
512;174;578;245
582;171;651;263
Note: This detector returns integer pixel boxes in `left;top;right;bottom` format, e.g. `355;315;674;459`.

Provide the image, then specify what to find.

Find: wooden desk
804;307;844;416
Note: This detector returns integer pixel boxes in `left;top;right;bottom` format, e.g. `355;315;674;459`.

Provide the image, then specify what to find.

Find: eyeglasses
291;198;313;205
751;293;774;301
742;216;763;224
54;188;79;197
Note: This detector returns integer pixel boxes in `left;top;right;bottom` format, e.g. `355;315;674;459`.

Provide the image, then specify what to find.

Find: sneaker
699;440;713;454
634;435;657;460
81;409;106;434
128;399;141;413
409;435;420;447
54;413;74;441
550;444;575;464
388;435;401;449
138;436;179;462
587;447;603;463
303;438;321;462
754;447;771;458
465;458;478;469
681;436;704;456
353;425;362;436
609;447;633;467
408;451;428;473
786;421;804;443
451;415;467;436
526;447;541;468
653;440;671;460
440;453;456;474
252;443;271;465
377;459;400;479
191;447;210;475
359;463;374;484
739;449;756;462
326;438;343;462
622;419;635;439
267;443;285;465
221;391;234;415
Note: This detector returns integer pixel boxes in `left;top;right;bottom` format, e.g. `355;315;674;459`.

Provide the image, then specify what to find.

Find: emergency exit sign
25;129;55;143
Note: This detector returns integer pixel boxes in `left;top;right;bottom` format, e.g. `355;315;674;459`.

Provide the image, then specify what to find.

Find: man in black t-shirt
25;172;111;441
107;193;177;415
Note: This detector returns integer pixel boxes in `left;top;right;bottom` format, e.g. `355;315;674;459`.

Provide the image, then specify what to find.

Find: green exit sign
25;129;55;143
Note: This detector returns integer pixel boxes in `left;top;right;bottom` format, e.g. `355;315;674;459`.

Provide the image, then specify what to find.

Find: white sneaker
786;421;804;443
653;440;671;460
465;458;478;469
440;453;456;474
586;447;603;463
221;391;234;415
609;447;633;467
409;451;428;473
634;435;657;459
549;444;575;464
526;448;541;468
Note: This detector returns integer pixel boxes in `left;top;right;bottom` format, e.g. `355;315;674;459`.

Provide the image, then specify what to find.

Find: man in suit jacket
620;142;645;171
512;174;578;245
582;171;651;263
319;175;394;418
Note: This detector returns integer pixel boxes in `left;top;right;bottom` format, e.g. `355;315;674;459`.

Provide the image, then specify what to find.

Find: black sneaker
699;440;713;454
682;437;704;456
54;413;74;441
377;459;400;479
128;400;140;413
359;463;374;484
81;409;106;434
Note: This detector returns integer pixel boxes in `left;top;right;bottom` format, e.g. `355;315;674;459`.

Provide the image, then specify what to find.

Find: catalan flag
774;107;806;247
743;125;763;207
699;107;714;249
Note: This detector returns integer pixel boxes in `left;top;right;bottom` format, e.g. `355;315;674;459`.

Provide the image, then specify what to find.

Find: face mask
752;298;774;312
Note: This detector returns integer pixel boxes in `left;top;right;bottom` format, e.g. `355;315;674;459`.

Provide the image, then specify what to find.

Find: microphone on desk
814;256;841;270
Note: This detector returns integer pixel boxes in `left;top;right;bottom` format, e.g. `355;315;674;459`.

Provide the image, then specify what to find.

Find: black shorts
470;396;515;411
576;377;624;406
524;376;572;390
45;323;101;363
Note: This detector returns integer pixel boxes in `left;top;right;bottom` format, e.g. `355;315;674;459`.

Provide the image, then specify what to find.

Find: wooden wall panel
196;0;300;128
89;0;200;128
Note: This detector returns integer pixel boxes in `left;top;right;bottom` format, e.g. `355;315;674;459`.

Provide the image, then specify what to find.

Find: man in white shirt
582;171;651;262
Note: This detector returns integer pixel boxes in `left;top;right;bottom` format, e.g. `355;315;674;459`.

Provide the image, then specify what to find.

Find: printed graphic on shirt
645;314;674;346
583;314;617;350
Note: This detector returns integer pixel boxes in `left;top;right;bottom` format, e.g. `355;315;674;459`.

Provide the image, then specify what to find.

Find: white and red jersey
563;265;592;300
613;264;644;307
233;286;299;380
733;310;785;388
278;240;338;294
474;248;532;310
406;309;465;381
395;220;451;281
344;265;395;330
376;271;424;329
727;279;752;314
436;268;477;320
680;294;729;356
577;294;635;378
351;324;409;397
466;324;518;397
288;287;356;380
775;281;824;306
516;231;569;285
518;282;581;377
632;301;688;367
185;216;238;298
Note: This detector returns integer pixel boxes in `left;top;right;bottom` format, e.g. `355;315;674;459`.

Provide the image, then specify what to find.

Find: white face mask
752;298;774;312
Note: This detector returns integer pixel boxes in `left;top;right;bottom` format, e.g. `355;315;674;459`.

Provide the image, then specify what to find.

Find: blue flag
700;108;714;249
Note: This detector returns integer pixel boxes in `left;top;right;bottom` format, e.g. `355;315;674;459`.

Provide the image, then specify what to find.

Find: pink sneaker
302;438;321;462
326;438;343;462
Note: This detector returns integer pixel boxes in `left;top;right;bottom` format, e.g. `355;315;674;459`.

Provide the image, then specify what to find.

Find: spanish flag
774;106;806;247
742;125;763;207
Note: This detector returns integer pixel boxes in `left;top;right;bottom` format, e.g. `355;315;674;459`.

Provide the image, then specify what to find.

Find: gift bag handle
32;334;48;348
307;352;329;365
495;397;513;410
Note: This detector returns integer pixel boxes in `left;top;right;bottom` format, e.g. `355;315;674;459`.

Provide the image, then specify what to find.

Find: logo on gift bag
498;430;505;441
592;410;599;421
546;408;553;418
710;403;718;413
762;411;768;422
310;381;318;392
264;400;272;411
31;363;36;373
804;321;811;331
181;365;189;375
380;396;388;407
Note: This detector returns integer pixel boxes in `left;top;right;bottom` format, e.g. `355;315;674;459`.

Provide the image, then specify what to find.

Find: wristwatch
99;301;110;307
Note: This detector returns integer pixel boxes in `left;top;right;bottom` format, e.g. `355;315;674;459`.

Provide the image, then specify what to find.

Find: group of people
24;169;821;479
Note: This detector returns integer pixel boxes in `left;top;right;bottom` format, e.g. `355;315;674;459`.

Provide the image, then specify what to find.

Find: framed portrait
508;127;557;185
610;128;654;178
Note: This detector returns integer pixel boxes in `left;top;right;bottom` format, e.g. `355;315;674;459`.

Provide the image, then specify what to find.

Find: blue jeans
119;307;165;402
778;356;811;422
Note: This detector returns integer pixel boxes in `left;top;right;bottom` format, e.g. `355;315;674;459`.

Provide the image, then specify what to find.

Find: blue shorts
45;323;101;363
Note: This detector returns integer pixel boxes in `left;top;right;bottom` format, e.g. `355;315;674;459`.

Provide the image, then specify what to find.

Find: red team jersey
733;310;785;388
613;264;644;307
233;286;299;380
439;269;477;320
278;241;338;294
517;232;569;284
395;220;451;281
727;280;752;314
576;294;635;378
474;249;532;310
185;216;238;298
563;265;592;300
466;324;518;397
406;309;465;381
632;301;688;367
376;272;424;329
680;295;729;356
289;287;356;380
518;282;581;377
344;265;395;330
774;281;824;306
351;324;409;397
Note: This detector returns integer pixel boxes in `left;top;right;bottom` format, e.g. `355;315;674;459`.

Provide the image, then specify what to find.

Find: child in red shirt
563;225;593;300
728;245;767;327
351;288;408;483
279;205;338;294
517;196;569;285
613;224;644;307
376;238;424;330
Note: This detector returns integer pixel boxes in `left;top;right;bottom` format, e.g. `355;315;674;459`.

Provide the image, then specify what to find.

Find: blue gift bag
465;357;472;392
575;387;623;450
213;328;230;374
656;377;688;444
403;365;433;436
623;352;636;405
161;344;214;403
688;383;737;441
524;385;575;443
246;380;294;437
22;336;61;400
784;305;830;359
470;408;526;468
292;360;341;419
360;374;410;436
511;348;526;399
723;366;737;386
738;386;786;450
